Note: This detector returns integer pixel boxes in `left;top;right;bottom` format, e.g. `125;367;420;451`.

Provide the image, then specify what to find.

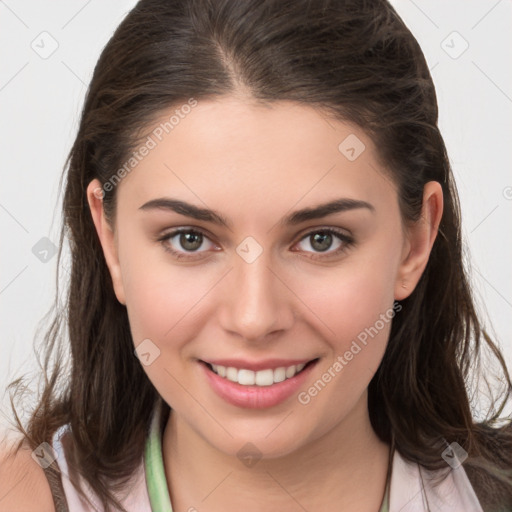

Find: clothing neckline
144;398;391;512
144;398;173;511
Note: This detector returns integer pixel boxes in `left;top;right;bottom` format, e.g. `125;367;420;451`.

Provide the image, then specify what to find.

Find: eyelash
157;227;354;261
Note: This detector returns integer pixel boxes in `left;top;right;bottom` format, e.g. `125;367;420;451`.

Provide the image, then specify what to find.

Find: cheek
291;248;400;394
121;253;218;407
123;260;213;346
292;270;396;425
295;254;398;342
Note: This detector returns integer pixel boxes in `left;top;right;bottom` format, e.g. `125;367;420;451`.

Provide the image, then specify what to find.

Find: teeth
209;362;309;386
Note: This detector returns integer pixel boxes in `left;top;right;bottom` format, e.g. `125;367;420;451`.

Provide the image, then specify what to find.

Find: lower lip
200;359;318;409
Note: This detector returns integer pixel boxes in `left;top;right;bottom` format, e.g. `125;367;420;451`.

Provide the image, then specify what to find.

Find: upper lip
200;358;317;371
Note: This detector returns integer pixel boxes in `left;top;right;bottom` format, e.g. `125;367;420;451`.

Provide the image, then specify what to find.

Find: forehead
115;97;396;218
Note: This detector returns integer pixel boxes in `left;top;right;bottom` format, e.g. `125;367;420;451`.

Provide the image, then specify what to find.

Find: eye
157;226;354;261
157;228;219;260
293;228;354;258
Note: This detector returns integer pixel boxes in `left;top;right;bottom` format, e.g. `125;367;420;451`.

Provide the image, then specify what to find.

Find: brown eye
179;231;203;251
158;228;219;260
309;232;334;252
294;228;354;259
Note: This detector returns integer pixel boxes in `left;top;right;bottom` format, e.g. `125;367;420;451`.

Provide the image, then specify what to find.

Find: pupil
311;232;332;252
180;232;202;251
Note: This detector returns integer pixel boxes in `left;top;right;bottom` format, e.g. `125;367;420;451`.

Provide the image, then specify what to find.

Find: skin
87;96;443;512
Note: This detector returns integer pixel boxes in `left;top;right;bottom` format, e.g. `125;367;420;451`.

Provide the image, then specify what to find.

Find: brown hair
5;0;512;510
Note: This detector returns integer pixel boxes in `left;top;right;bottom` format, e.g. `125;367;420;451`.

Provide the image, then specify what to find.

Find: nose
218;250;295;342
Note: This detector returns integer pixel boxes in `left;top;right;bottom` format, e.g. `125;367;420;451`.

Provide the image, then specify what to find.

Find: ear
86;179;126;305
394;181;443;300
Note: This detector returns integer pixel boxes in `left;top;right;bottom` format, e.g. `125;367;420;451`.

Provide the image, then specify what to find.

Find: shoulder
465;423;512;510
391;447;486;511
464;460;512;511
0;434;55;512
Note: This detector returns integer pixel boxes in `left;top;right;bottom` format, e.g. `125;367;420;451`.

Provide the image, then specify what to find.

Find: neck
162;393;390;512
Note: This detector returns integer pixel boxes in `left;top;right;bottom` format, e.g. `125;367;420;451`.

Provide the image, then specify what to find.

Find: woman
1;0;511;511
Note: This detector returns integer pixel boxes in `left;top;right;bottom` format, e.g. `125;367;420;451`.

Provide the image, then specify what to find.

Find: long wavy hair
5;0;512;510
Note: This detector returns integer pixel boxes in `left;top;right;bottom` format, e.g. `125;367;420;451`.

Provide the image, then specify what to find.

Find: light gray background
1;0;511;433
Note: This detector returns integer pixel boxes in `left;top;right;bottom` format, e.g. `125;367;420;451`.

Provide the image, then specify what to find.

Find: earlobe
394;181;443;301
86;179;126;305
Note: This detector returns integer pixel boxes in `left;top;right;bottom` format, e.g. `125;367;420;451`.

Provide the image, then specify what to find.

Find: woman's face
88;97;440;459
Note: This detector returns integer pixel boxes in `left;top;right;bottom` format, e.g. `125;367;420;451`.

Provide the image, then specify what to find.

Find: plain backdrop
1;0;511;432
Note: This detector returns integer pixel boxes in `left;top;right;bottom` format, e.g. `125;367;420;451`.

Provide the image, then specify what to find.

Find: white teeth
273;367;286;383
255;369;274;386
226;367;238;382
238;369;255;385
209;362;310;386
285;365;296;378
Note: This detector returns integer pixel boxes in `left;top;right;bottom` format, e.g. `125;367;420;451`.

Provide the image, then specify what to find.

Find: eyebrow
138;197;375;228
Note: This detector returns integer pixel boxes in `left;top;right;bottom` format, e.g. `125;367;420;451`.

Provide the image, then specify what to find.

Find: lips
199;358;319;409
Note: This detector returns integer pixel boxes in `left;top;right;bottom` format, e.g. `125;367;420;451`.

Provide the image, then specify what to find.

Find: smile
199;358;319;409
208;362;309;386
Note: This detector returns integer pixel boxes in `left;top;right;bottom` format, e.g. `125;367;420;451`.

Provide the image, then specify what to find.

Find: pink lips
200;359;318;409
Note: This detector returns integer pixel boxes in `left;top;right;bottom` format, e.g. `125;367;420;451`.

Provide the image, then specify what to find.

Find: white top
51;424;151;511
388;445;484;511
50;422;484;512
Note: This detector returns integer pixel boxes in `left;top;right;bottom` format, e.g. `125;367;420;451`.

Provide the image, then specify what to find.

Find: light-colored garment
388;444;484;511
51;425;151;511
50;409;484;512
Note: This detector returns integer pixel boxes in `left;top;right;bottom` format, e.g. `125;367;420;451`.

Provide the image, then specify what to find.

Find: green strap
144;399;390;512
379;481;390;512
144;400;173;512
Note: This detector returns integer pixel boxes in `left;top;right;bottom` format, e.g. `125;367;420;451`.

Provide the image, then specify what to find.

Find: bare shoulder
0;433;55;512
